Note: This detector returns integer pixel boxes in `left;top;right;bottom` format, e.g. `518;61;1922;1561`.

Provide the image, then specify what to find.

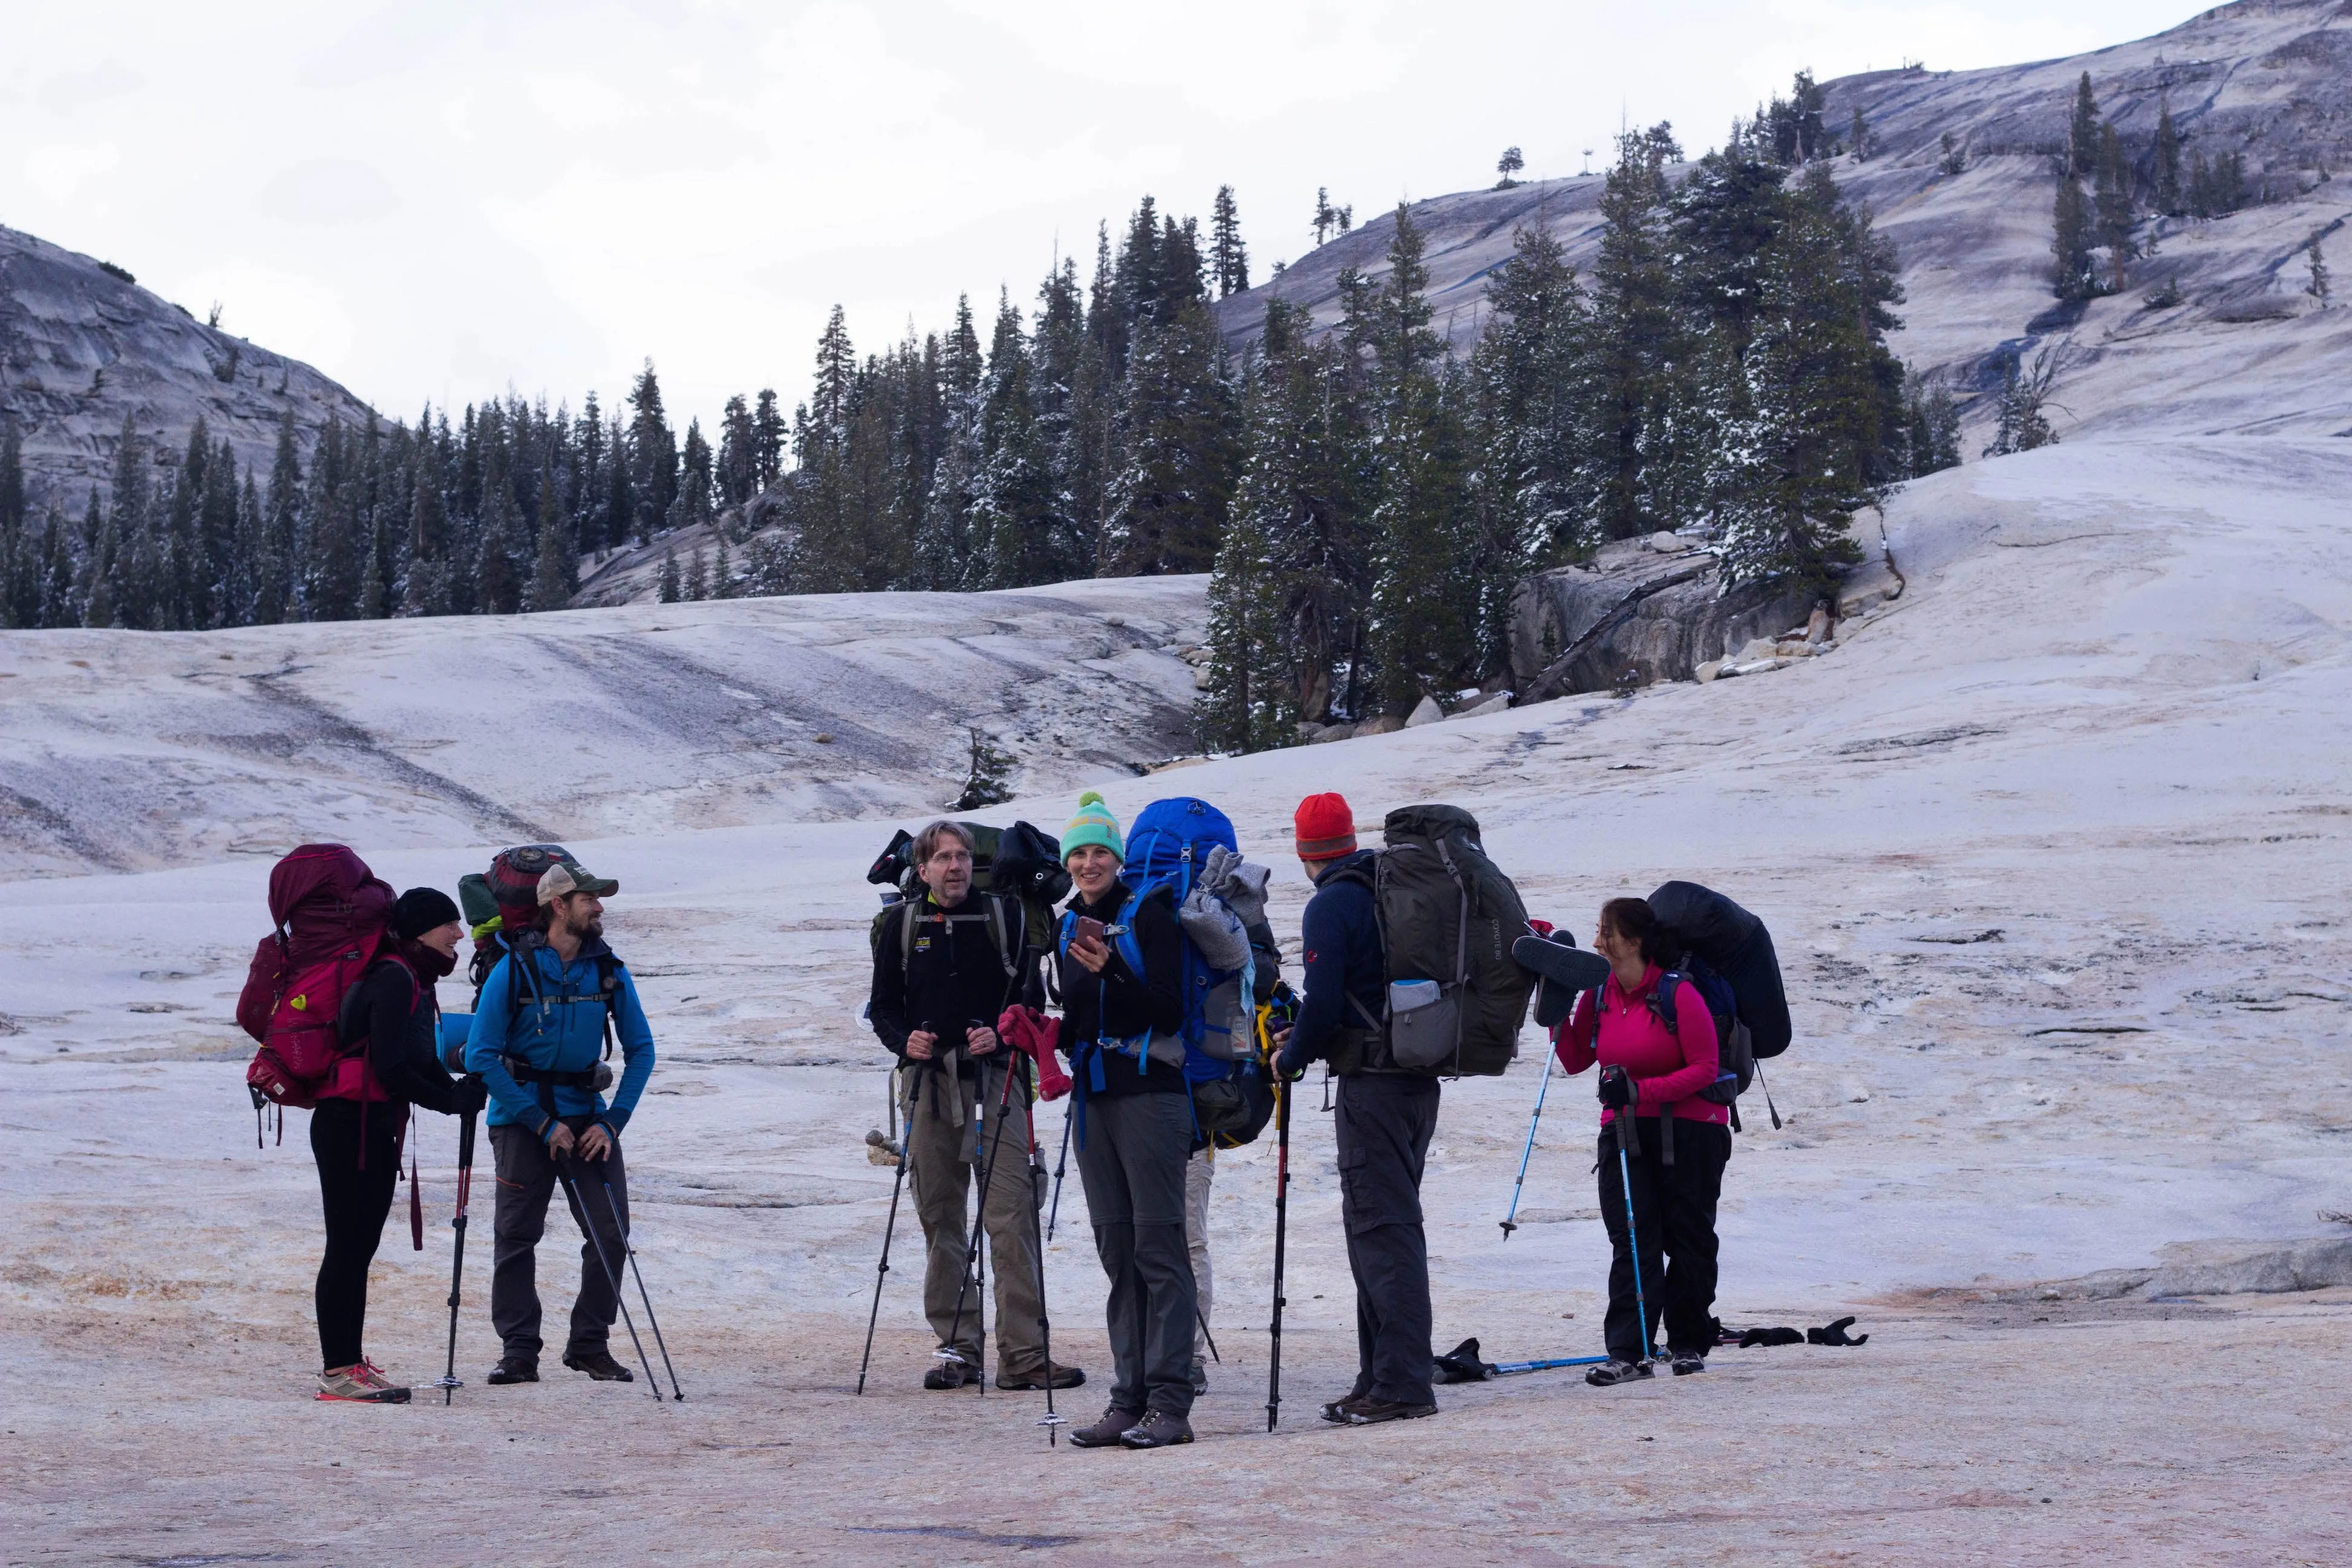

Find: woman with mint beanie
1044;788;1195;1448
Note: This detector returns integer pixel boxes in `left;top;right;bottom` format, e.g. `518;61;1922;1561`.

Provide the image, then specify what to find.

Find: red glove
997;1006;1072;1101
1527;918;1554;938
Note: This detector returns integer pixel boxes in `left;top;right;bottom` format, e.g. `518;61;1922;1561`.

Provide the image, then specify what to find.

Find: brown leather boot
1065;1405;1145;1448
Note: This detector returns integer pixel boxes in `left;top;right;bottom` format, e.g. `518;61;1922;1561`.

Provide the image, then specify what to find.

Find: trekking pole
1500;1048;1556;1239
435;1105;478;1405
1044;1108;1073;1243
1015;1056;1066;1446
1611;1107;1656;1364
857;1068;919;1396
941;1051;1019;1390
1266;1070;1292;1433
1197;1310;1221;1365
592;1166;684;1401
554;1162;661;1399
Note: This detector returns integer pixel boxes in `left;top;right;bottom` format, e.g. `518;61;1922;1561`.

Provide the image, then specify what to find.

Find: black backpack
866;820;1069;983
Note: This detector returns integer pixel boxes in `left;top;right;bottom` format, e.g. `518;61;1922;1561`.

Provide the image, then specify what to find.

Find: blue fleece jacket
465;936;656;1138
1279;849;1387;1076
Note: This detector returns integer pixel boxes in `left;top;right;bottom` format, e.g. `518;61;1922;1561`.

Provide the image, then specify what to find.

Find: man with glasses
867;820;1082;1393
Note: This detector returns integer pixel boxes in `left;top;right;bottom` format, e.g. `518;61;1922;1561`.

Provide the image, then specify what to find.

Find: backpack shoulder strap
897;898;921;985
984;892;1019;981
1648;972;1684;1036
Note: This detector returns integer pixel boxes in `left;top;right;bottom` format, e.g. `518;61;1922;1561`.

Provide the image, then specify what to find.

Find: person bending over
867;818;1079;1393
1554;895;1728;1383
465;858;656;1387
312;888;485;1402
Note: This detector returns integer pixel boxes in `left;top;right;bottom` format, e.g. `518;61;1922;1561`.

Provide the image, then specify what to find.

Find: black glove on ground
1806;1316;1869;1347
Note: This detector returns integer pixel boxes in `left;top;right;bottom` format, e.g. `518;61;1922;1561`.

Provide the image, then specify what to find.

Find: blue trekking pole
1605;1069;1655;1363
1499;1050;1555;1238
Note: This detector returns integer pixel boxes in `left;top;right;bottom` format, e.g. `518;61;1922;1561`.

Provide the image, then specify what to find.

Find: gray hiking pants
903;1060;1046;1379
488;1119;629;1362
1074;1089;1197;1415
1186;1146;1214;1365
1336;1073;1440;1407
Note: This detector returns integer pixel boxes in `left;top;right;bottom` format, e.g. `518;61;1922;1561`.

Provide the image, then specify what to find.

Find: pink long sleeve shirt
1552;962;1728;1126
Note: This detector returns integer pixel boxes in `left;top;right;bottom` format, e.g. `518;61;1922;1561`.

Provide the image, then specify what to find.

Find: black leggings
310;1099;403;1372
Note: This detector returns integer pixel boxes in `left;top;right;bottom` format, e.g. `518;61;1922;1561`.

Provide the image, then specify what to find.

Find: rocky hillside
1215;0;2352;445
0;223;377;513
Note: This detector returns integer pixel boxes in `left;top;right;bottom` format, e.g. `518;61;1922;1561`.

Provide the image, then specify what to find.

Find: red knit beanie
1294;793;1357;862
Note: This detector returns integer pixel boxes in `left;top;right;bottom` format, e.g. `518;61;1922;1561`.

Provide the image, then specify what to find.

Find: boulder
1509;543;1814;699
1455;692;1513;718
1404;694;1446;728
1307;724;1355;744
1355;714;1405;737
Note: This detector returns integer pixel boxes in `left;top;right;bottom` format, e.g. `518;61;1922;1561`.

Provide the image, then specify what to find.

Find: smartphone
1071;916;1107;947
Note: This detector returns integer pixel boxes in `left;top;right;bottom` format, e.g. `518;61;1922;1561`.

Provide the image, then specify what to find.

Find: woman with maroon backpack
309;887;486;1403
1552;895;1730;1387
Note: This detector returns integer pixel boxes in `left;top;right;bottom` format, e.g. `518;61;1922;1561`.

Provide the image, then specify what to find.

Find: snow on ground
4;439;2351;1561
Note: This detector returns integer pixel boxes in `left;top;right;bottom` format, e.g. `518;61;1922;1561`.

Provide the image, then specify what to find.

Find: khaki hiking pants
1186;1146;1214;1365
902;1059;1045;1380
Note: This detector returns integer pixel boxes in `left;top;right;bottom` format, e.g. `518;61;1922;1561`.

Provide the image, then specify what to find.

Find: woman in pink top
1553;897;1731;1384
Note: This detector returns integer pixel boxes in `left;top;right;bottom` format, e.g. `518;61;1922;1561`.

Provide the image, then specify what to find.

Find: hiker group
236;786;1795;1436
240;843;673;1403
852;786;1794;1448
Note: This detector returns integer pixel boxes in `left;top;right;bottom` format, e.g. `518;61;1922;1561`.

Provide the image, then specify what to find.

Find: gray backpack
1333;805;1535;1077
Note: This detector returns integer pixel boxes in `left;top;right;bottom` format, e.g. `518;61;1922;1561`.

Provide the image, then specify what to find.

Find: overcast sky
4;0;2201;433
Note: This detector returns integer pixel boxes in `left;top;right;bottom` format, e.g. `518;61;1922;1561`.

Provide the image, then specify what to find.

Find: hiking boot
924;1357;973;1390
1190;1360;1209;1396
1670;1352;1708;1377
1066;1405;1145;1448
317;1359;410;1403
1118;1409;1194;1448
1585;1358;1655;1387
1320;1391;1371;1424
486;1357;538;1385
1345;1397;1437;1425
562;1347;635;1382
996;1362;1085;1391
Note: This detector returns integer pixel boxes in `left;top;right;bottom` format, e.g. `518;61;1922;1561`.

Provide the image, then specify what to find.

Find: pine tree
2155;99;2184;217
1589;124;1682;538
1983;348;2059;456
256;413;299;624
1849;106;1869;162
529;458;571;612
972;290;1068;587
626;361;675;545
1210;185;1250;297
1354;204;1475;712
80;485;117;629
229;471;265;624
1102;206;1236;576
684;546;707;601
2094;122;2135;292
1902;369;1962;476
2068;72;2102;177
2308;235;2331;304
713;535;735;598
752;389;786;492
2053;172;2096;300
201;434;238;627
100;415;152;628
0;425;27;628
1199;392;1296;753
2188;150;2213;218
676;417;714;533
717;393;757;506
1495;146;1525;189
658;541;681;603
39;507;77;627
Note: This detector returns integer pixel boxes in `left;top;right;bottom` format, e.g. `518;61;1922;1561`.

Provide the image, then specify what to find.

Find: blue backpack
1057;796;1263;1142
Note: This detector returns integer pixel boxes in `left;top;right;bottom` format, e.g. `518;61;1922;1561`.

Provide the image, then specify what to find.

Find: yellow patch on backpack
290;995;309;1010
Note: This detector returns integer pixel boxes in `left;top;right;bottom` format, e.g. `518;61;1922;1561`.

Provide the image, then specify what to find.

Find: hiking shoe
1670;1353;1708;1376
486;1357;538;1385
1344;1397;1436;1425
1067;1405;1145;1448
997;1362;1085;1391
562;1347;635;1382
924;1358;973;1390
1320;1391;1371;1423
1585;1359;1655;1387
1118;1410;1195;1448
317;1360;410;1403
1190;1360;1209;1396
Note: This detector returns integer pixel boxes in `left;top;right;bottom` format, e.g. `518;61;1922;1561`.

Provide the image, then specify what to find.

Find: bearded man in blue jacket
466;858;656;1385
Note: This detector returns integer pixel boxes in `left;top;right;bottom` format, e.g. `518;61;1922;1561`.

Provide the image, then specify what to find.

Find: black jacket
1059;880;1186;1096
345;956;475;1115
868;890;1036;1071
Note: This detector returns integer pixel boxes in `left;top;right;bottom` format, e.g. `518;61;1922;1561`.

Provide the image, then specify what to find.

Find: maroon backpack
463;844;573;995
239;845;395;1121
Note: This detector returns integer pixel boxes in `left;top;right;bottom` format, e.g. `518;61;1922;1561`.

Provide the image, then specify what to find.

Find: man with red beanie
1271;793;1440;1425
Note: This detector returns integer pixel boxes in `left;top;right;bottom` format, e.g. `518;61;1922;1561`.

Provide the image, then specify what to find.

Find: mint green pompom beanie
1061;790;1125;864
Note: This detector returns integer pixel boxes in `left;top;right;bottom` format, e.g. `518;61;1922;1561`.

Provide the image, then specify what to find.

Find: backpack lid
1648;881;1764;968
266;844;394;967
1127;798;1238;886
1382;803;1482;848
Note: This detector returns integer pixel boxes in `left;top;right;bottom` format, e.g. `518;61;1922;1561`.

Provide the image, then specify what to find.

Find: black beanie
390;886;462;942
